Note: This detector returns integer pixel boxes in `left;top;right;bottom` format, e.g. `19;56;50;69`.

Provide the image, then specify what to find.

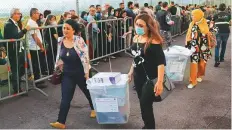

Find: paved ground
0;34;231;129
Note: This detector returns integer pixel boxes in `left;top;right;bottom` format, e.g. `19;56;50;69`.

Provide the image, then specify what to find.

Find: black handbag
141;58;175;102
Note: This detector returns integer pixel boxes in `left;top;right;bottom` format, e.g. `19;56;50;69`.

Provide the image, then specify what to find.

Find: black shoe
214;62;220;67
220;59;225;62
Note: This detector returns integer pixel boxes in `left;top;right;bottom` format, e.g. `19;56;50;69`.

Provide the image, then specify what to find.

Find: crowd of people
0;1;231;129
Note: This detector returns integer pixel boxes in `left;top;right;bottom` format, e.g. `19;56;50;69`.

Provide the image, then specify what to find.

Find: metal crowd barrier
0;15;191;102
0;39;29;101
154;14;190;38
24;25;63;97
85;18;131;62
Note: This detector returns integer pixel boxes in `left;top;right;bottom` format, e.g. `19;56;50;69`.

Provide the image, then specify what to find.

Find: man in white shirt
27;8;45;82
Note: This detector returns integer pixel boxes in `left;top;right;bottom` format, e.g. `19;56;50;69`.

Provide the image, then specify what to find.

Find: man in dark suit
4;8;30;94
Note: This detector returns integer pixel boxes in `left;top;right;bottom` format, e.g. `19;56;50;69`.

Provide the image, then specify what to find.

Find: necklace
66;50;70;56
64;37;74;57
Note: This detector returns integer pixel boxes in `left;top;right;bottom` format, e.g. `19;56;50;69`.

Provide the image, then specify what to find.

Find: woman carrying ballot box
185;9;218;89
50;19;95;129
128;14;165;129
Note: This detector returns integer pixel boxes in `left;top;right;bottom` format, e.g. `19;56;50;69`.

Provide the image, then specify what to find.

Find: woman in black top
128;14;165;129
43;15;58;75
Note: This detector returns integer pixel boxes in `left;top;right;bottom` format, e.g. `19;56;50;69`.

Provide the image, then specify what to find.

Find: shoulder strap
136;38;150;80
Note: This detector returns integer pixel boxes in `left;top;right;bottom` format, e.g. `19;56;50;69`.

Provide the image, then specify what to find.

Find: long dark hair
44;14;56;26
108;6;114;16
134;14;163;51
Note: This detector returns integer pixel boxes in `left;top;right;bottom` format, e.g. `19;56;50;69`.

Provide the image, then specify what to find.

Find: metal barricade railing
171;15;181;37
0;39;29;101
124;17;134;50
170;14;191;37
24;25;63;97
86;18;130;62
0;15;191;102
180;14;191;35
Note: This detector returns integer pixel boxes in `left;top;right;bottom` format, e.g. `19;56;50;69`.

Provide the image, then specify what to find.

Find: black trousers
57;72;94;124
134;73;156;129
30;50;43;80
8;50;25;93
46;44;57;75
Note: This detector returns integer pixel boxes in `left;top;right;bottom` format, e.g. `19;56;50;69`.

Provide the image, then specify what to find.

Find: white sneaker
197;78;203;83
187;84;195;89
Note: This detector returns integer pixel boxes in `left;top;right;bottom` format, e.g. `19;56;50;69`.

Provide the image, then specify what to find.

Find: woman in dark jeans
50;19;95;129
128;14;165;129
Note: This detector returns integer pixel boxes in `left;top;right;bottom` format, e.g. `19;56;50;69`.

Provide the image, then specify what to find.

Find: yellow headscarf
186;9;209;43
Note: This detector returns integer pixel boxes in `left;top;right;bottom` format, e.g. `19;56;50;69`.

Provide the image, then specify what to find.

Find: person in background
43;15;58;75
27;8;45;85
81;11;88;22
175;4;182;16
102;3;110;20
0;30;7;85
50;19;95;129
185;9;218;88
70;10;76;16
226;5;231;14
133;3;140;15
125;1;136;25
149;6;154;12
4;8;30;94
155;1;162;14
0;28;6;64
107;6;115;18
0;28;3;40
96;5;102;21
140;7;155;18
144;3;154;18
169;1;177;15
58;12;72;37
44;10;51;19
213;3;231;67
128;13;165;129
37;13;44;27
71;15;79;22
156;2;175;47
71;14;87;39
118;2;125;15
87;6;100;65
114;9;120;18
144;3;149;8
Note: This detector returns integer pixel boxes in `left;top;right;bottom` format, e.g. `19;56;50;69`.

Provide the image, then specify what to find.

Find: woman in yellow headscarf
185;9;216;89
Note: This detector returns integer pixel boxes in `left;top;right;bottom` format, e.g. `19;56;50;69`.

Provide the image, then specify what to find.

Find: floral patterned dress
186;24;218;63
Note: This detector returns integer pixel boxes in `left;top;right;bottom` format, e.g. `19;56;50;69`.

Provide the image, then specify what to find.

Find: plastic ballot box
87;73;130;124
164;46;194;82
